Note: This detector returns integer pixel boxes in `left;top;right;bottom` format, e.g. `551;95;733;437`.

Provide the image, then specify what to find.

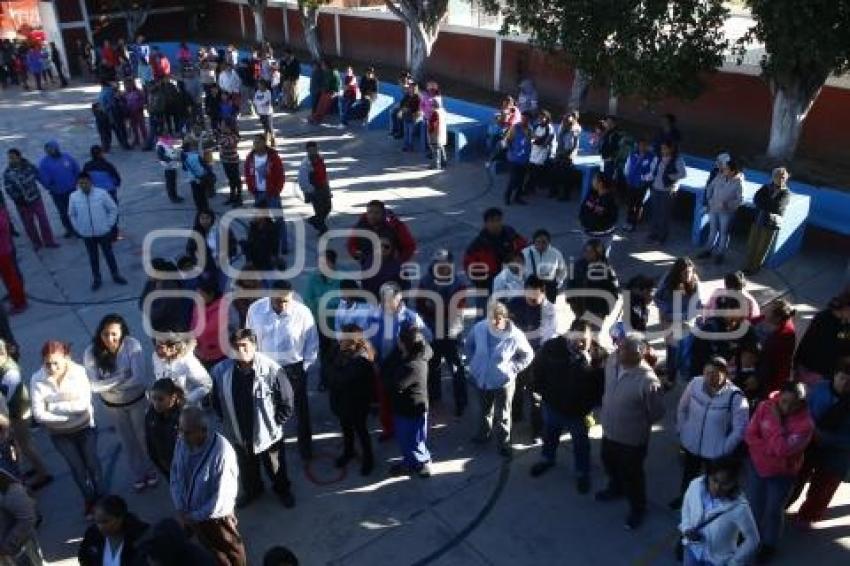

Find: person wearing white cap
697;154;743;264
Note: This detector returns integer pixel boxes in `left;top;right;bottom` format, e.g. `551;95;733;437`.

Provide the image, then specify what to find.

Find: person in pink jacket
190;279;227;371
745;382;813;563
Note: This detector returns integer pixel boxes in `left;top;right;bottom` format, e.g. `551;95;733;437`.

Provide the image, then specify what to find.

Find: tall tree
384;0;449;81
298;0;326;63
247;0;268;44
740;0;850;161
484;0;728;109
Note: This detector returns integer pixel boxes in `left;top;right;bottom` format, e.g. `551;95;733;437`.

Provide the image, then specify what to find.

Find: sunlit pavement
1;82;847;565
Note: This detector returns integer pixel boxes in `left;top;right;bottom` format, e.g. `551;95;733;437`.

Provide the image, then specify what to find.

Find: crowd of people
0;39;68;91
0;36;848;566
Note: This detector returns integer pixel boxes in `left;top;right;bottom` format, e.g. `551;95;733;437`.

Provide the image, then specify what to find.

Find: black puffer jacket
531;337;604;417
145;403;182;477
326;345;375;419
384;343;433;418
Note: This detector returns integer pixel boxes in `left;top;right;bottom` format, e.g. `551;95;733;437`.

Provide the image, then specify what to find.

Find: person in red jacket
347;200;416;266
0;206;26;314
757;298;797;396
244;134;285;209
745;382;813;562
463;207;527;297
100;40;118;72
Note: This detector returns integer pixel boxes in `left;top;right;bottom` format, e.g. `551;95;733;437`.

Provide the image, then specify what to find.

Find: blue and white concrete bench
679;161;810;268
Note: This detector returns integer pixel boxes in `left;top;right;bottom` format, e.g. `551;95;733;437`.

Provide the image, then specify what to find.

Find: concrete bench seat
679;168;810;268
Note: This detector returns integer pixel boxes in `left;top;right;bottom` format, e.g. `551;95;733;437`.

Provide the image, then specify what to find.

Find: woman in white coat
152;334;213;406
30;341;102;519
680;458;759;566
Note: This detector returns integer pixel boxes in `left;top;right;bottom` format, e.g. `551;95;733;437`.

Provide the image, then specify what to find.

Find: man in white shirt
217;62;242;112
246;280;319;459
253;80;274;147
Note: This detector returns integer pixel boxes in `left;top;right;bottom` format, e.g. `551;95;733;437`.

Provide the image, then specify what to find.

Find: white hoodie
152;351;213;406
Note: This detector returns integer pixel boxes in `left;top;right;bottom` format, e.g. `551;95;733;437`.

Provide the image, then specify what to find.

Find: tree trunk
301;7;321;62
569;69;590;111
252;8;265;44
125;13;141;39
409;23;438;82
765;79;823;162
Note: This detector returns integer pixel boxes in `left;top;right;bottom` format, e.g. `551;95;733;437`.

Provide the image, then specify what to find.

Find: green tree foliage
740;0;850;160
485;0;728;103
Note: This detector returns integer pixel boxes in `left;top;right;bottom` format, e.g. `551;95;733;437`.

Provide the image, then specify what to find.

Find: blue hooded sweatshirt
38;141;80;196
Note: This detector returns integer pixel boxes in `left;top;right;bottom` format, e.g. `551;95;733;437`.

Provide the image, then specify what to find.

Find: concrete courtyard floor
0;83;848;565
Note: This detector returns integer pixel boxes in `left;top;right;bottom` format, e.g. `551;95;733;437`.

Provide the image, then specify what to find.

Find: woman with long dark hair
186;209;237;291
30;341;102;518
83;314;156;493
655;257;702;385
326;325;376;476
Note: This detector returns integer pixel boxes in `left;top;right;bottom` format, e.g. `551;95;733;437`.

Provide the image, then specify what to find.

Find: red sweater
347;211;416;263
758;318;797;395
244;150;285;197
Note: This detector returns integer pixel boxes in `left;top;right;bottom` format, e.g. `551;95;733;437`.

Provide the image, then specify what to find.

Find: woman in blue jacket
503;112;532;206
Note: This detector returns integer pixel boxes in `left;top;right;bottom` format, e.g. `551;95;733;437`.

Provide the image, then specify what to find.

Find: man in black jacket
529;320;606;493
744;166;791;275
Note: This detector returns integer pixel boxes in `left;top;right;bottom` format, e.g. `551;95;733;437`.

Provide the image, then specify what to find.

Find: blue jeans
746;463;794;547
683;545;712;566
541;404;590;478
50;427;103;503
395;413;430;470
403;119;421;150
